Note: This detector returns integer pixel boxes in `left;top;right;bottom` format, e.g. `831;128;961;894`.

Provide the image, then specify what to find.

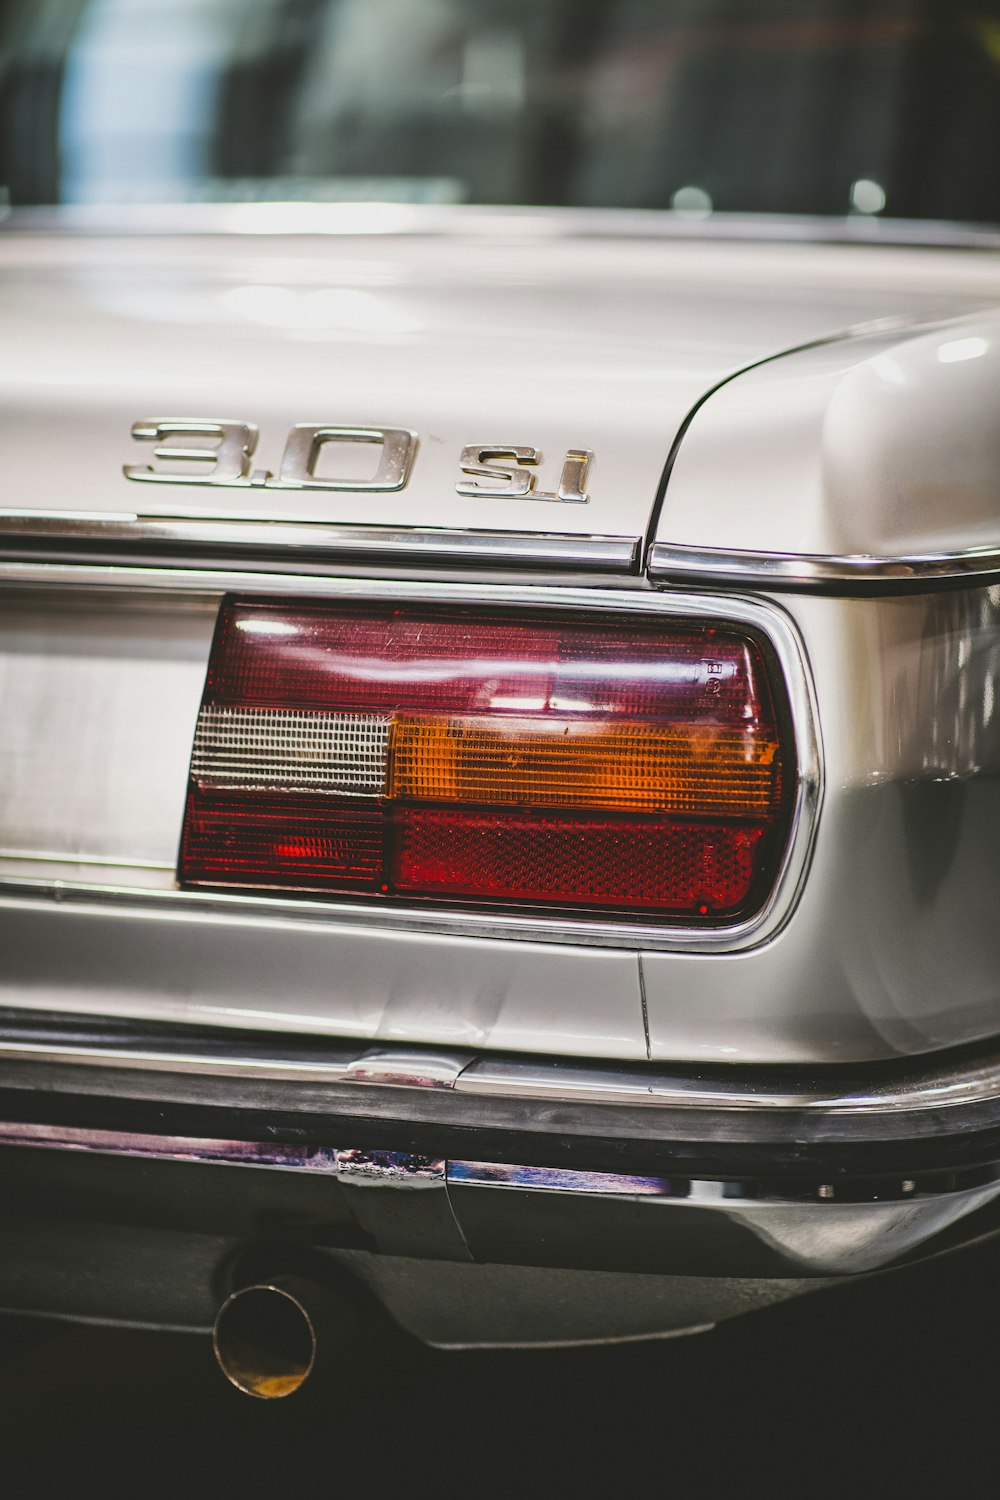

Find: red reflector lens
181;791;383;890
180;600;795;922
393;808;765;913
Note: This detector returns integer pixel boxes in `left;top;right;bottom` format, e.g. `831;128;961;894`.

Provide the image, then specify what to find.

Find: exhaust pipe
213;1276;360;1399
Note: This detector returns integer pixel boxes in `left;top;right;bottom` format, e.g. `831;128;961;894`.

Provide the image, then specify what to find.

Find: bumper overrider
3;1010;1000;1343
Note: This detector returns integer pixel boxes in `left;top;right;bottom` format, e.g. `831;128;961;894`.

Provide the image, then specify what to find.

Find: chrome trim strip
0;1121;343;1171
647;541;1000;595
0;1123;981;1207
0;1122;444;1183
0;566;821;954
0;513;639;573
344;1050;472;1090
0;1025;472;1091
444;1161;962;1204
457;1054;1000;1115
2;1029;1000;1117
6;202;1000;251
446;1161;678;1196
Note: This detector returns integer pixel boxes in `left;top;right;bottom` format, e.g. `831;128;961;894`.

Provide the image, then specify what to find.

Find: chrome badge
124;419;416;492
124;419;593;503
456;445;592;504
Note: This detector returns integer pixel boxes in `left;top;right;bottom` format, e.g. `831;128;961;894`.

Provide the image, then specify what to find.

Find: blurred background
2;0;1000;222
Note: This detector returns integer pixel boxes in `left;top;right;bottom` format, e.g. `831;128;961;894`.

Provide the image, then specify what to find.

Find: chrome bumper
1;1009;1000;1283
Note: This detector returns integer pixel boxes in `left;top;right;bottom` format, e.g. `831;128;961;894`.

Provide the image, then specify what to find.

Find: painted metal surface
4;567;1000;1059
0;887;647;1058
654;314;1000;566
645;584;1000;1060
4;225;1000;562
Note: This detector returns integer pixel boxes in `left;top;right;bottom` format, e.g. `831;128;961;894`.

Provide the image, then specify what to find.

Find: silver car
2;0;1000;1395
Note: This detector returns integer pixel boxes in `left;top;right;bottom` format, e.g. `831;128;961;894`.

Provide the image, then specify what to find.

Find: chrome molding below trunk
0;513;640;573
647;541;1000;595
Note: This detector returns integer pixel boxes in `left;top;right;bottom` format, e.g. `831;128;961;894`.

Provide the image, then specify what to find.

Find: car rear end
5;221;1000;1360
7;0;1000;1373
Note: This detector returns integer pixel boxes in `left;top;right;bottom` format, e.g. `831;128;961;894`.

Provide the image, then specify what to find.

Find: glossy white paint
645;585;1000;1061
0;894;646;1058
657;311;1000;558
4;226;1000;549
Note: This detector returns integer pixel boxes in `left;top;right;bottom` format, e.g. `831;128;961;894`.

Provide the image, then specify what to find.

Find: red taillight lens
180;600;794;921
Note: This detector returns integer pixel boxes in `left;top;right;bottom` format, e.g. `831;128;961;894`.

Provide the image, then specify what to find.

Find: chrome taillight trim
0;563;822;953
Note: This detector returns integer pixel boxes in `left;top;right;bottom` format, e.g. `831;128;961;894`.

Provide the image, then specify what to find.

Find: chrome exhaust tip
213;1281;319;1400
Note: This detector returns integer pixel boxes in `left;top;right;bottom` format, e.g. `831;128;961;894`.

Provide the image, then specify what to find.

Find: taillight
179;600;794;922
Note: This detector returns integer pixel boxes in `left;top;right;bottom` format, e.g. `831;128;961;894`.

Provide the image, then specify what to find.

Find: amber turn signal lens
180;600;794;921
389;717;779;816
